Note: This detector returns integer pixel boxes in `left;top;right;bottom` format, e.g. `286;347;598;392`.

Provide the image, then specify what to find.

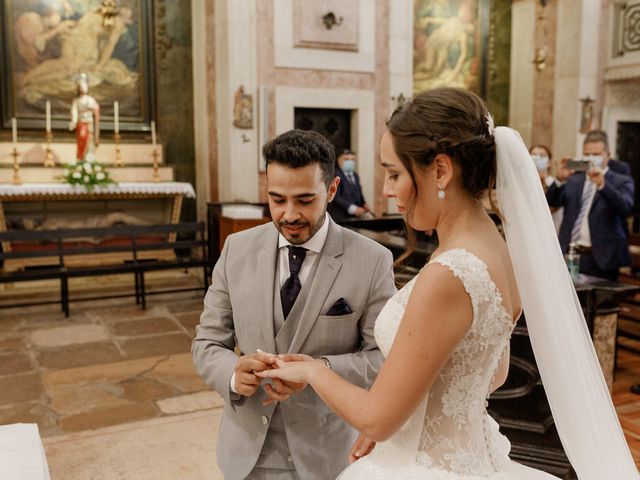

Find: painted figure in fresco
13;5;76;74
69;74;100;161
414;0;477;92
18;6;138;106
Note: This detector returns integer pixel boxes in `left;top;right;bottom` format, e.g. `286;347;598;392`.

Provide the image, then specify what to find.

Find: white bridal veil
494;126;639;479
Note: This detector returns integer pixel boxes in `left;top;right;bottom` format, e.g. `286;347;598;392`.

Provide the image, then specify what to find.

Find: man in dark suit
328;150;373;221
547;130;634;281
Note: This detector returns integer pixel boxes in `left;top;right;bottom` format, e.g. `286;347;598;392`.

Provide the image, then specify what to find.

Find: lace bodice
373;249;515;476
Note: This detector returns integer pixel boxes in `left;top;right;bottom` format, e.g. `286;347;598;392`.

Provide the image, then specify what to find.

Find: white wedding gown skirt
338;250;559;480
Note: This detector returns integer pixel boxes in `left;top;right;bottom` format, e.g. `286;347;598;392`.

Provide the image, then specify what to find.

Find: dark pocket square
325;298;353;316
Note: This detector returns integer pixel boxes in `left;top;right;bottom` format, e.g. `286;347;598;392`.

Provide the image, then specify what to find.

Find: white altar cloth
0;423;51;479
0;182;196;199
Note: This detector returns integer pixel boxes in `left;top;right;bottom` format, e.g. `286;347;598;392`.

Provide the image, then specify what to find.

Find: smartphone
565;159;591;172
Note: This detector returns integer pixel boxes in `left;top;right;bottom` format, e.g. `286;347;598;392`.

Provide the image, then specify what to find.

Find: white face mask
342;159;356;173
584;155;604;169
531;154;549;172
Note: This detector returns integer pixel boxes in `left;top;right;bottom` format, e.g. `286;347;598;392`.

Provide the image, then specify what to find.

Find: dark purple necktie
281;246;307;319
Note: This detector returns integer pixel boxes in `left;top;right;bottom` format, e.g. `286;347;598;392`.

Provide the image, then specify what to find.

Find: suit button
287;455;293;462
261;415;268;425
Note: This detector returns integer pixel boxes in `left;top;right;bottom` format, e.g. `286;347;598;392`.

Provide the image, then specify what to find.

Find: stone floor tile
156;391;223;415
175;312;201;335
0;402;58;436
112;317;181;337
0;316;22;334
88;305;166;323
59;402;158;433
49;383;130;416
45;410;222;479
164;298;204;315
0;337;26;352
146;353;209;393
30;324;110;348
0;351;33;376
0;373;44;406
36;342;123;370
120;377;176;402
43;356;165;387
118;333;192;359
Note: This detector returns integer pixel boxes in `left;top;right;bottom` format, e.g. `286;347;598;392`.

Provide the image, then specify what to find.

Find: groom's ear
433;153;454;189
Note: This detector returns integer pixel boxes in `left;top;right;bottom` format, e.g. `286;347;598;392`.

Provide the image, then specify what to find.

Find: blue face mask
584;155;604;169
531;154;549;172
342;159;356;173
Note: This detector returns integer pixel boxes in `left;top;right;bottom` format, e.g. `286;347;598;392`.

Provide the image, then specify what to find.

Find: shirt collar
278;212;330;254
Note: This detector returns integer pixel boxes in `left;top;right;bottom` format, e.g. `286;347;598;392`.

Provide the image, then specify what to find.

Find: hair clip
485;113;495;136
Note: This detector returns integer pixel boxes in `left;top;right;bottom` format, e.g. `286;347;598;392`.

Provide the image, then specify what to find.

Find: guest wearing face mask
547;130;634;281
531;144;563;233
328;149;374;221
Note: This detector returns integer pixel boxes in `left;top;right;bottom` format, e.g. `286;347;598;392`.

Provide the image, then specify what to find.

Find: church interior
1;0;640;478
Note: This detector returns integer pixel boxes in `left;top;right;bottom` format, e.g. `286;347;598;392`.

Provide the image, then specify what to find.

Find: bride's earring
438;189;446;200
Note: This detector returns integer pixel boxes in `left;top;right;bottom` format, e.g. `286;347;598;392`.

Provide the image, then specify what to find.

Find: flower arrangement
60;154;115;191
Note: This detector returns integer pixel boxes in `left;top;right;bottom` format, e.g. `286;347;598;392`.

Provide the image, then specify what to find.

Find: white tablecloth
0;423;50;479
0;182;196;199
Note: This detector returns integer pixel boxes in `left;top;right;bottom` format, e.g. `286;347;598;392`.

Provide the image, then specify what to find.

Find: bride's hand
255;357;321;384
349;434;376;463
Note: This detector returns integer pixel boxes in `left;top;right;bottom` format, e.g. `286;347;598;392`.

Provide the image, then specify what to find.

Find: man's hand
587;166;605;189
349;434;376;463
556;158;574;182
354;207;367;218
233;351;277;397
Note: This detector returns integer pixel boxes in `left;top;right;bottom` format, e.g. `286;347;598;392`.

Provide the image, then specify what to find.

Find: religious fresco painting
0;0;155;131
413;0;489;97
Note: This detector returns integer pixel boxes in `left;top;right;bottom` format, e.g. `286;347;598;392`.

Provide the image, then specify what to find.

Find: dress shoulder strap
429;249;498;326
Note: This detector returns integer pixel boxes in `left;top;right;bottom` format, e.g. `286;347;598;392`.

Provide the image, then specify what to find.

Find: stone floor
1;271;640;477
0;271;224;478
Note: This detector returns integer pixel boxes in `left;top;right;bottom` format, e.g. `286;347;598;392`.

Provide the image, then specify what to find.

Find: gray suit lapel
288;219;344;354
256;226;278;355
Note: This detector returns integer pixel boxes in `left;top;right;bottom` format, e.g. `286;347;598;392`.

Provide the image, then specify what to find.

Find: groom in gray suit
192;129;396;480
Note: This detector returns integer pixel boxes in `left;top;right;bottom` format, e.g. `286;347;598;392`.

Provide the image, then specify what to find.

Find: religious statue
69;73;100;161
233;85;253;129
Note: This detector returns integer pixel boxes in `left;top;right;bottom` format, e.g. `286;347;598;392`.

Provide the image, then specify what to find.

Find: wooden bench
0;222;214;316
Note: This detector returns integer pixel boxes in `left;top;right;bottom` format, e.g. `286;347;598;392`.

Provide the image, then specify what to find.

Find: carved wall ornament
293;0;358;51
98;0;120;31
233;86;254;130
579;96;595;134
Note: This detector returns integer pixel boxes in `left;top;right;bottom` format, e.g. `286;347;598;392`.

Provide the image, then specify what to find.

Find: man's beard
278;206;327;245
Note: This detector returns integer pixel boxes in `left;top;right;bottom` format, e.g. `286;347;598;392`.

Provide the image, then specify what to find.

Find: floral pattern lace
373;249;515;476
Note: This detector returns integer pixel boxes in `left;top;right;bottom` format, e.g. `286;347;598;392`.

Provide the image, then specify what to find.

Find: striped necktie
570;180;596;243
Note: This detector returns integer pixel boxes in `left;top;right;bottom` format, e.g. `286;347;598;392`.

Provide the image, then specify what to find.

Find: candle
151;120;156;147
113;101;119;133
11;117;17;147
45;101;51;133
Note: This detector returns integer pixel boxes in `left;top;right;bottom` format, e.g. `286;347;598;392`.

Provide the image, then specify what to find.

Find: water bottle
564;243;580;281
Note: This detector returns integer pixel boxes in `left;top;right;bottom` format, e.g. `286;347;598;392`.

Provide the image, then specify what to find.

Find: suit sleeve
192;238;240;405
599;175;634;216
323;249;396;388
546;181;566;208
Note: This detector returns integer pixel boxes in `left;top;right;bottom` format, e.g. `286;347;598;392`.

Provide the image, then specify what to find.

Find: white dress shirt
230;213;330;394
575;168;608;247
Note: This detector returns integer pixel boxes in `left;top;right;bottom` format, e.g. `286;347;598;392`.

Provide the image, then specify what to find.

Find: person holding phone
546;130;634;281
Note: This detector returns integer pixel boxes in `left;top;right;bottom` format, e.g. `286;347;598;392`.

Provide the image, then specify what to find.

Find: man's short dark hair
584;130;609;151
262;129;335;186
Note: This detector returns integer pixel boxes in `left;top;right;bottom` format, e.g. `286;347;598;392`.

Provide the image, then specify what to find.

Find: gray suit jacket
192;218;396;480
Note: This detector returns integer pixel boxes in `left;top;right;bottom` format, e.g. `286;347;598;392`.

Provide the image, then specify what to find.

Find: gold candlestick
151;148;160;182
114;133;123;166
11;147;21;185
44;131;55;167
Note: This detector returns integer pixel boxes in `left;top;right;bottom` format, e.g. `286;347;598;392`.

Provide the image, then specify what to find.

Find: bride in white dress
258;88;638;479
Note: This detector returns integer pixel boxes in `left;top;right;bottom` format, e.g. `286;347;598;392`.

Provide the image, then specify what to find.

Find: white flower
64;169;70;176
83;162;93;173
96;172;105;180
95;165;102;171
83;175;90;183
72;171;81;179
485;113;495;136
85;153;96;163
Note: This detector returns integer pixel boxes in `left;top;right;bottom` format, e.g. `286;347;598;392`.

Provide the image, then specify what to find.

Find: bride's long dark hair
386;88;498;266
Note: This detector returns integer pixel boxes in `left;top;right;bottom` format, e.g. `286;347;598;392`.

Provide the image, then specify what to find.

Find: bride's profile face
380;132;435;230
